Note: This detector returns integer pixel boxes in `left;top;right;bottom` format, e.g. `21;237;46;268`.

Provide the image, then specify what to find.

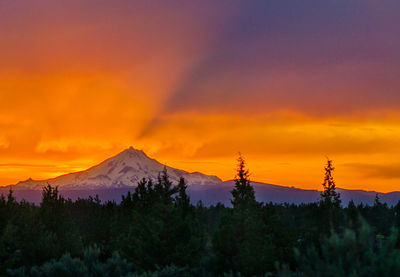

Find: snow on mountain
12;147;223;190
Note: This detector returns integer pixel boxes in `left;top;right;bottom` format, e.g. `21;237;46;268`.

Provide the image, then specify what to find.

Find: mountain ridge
3;147;400;206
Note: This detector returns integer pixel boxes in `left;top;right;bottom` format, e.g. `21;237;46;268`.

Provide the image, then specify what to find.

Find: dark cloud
344;163;400;179
0;163;55;168
137;0;400;137
156;0;400;113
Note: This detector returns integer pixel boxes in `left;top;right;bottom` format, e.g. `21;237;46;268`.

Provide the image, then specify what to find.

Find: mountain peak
127;146;139;151
12;147;223;190
116;146;148;160
124;146;143;153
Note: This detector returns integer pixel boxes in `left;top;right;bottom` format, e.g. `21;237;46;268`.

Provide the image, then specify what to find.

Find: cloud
146;0;400;117
0;164;55;168
138;112;400;158
344;163;400;179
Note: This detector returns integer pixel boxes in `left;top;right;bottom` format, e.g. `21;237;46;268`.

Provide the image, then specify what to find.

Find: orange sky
1;1;400;192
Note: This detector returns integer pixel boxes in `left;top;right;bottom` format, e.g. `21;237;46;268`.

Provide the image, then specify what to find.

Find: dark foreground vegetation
2;157;400;276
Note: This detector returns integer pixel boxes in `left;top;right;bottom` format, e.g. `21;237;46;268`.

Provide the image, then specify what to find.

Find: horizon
2;1;400;192
3;146;400;195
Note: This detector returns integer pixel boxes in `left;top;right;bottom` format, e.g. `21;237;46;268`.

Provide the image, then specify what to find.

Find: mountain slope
12;147;222;190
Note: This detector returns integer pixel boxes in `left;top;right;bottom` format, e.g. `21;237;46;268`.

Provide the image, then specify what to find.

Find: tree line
1;156;400;276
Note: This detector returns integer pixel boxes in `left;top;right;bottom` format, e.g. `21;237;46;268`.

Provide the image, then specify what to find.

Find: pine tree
155;167;178;206
231;154;256;209
346;200;359;228
6;189;16;207
374;193;381;207
320;159;341;208
131;178;150;209
39;185;83;257
175;177;190;209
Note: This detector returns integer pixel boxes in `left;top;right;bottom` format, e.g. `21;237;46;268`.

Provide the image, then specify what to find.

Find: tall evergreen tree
155;167;178;206
175;177;190;209
320;159;341;208
6;189;16;208
374;193;381;206
39;185;83;258
346;200;358;224
131;178;155;210
231;154;256;209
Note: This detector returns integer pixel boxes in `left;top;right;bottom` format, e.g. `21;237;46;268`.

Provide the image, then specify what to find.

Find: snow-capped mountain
5;147;400;206
12;147;223;190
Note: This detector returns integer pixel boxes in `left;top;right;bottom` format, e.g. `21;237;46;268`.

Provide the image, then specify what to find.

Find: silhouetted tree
6;189;16;208
155;167;178;206
175;177;190;209
371;193;391;236
231;154;256;209
346;200;359;229
374;193;381;206
320;159;341;208
39;185;82;258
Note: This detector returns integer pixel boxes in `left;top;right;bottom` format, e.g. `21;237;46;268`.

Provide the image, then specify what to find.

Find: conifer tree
374;193;381;207
155;167;178;205
131;178;151;209
39;185;82;257
346;200;359;228
120;190;134;212
231;154;256;209
320;159;341;208
6;189;16;207
175;177;190;209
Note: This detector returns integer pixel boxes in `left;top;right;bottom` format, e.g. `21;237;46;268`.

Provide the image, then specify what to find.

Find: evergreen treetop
231;154;256;209
320;159;341;208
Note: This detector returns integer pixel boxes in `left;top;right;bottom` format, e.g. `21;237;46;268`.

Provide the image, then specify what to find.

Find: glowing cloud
1;1;400;191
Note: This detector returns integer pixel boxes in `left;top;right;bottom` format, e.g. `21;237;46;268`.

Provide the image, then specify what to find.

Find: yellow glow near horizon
1;103;400;192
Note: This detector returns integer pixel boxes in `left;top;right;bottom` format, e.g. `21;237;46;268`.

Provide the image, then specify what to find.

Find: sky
1;0;400;191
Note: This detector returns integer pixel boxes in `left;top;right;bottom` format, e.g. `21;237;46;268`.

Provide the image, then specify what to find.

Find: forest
1;157;400;276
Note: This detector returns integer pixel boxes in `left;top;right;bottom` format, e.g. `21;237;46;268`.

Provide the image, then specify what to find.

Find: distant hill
1;147;399;206
188;182;400;206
